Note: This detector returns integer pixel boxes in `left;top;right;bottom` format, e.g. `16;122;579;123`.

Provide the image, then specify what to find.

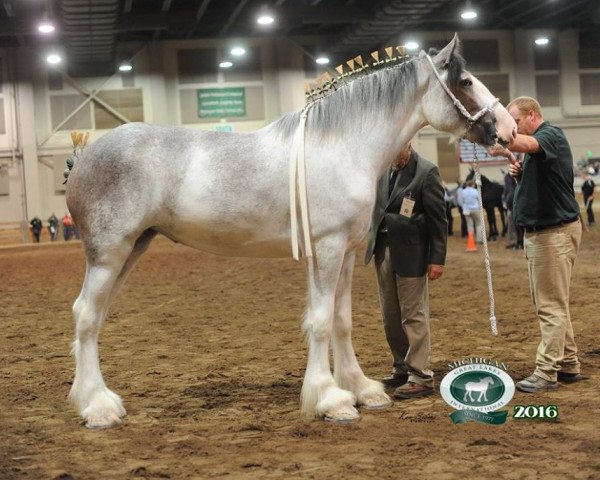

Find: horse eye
460;79;473;87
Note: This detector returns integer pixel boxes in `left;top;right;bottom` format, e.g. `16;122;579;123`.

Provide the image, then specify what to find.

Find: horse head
419;34;516;148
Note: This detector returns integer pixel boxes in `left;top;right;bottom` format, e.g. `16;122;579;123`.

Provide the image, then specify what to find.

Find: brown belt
524;216;579;233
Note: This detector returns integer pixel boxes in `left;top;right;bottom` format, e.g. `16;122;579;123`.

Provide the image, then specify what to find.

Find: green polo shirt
513;122;580;228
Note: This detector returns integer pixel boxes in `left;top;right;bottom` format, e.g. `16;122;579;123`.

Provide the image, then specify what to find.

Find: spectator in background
503;166;524;249
458;180;483;243
30;216;42;243
442;181;455;236
48;213;59;241
62;212;73;241
581;170;595;227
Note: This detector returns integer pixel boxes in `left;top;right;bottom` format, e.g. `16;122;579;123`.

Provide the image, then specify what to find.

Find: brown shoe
381;372;408;388
393;381;434;399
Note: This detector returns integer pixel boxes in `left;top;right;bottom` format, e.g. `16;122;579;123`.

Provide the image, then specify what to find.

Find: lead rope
289;103;314;260
472;144;498;336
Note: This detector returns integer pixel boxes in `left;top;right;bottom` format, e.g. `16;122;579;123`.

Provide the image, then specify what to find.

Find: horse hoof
85;411;124;429
322;405;361;424
80;389;126;429
360;393;393;411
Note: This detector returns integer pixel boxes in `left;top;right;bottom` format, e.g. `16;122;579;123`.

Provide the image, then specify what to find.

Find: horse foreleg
300;240;359;423
332;251;391;411
69;241;136;429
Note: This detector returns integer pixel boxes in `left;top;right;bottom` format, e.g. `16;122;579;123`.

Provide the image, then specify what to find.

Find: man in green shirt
490;96;583;393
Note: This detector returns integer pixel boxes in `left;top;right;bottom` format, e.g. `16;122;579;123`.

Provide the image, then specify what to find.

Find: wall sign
198;87;246;118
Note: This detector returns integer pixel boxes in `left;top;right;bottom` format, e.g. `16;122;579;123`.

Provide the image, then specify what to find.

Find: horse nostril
512;127;517;139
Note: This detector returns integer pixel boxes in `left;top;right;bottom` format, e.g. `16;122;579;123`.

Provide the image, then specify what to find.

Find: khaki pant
374;234;434;387
465;210;483;242
524;219;582;381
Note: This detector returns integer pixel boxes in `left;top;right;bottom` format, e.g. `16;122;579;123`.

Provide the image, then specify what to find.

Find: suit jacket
364;151;448;277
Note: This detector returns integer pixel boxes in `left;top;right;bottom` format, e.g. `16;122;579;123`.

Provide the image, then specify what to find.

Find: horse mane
272;49;468;142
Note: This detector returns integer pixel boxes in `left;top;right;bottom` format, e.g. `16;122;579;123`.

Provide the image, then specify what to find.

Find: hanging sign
198;87;246;118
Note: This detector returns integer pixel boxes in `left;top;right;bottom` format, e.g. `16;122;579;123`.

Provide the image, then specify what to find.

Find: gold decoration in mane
304;45;411;103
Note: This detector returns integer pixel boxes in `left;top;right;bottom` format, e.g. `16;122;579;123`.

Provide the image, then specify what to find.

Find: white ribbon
289;104;314;260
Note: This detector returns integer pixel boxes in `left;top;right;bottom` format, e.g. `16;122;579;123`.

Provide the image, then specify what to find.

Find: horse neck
306;62;429;179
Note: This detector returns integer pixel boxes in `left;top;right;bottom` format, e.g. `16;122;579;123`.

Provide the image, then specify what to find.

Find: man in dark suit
364;143;448;399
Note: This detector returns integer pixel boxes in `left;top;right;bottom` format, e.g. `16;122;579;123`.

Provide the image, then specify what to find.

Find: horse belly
161;222;292;258
163;193;293;257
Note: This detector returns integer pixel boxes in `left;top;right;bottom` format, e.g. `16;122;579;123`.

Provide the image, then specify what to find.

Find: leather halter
425;54;499;129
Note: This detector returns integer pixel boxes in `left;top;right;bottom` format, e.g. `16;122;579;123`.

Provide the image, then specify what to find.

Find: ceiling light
460;0;477;20
38;22;55;34
46;54;61;65
535;37;550;46
230;47;246;56
119;63;133;72
257;15;274;25
316;56;329;65
405;41;419;50
219;61;233;68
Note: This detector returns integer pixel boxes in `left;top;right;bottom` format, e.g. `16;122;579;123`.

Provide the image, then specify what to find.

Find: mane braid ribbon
289;103;315;260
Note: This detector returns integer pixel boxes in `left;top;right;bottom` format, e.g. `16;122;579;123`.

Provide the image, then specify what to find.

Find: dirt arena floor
1;216;600;480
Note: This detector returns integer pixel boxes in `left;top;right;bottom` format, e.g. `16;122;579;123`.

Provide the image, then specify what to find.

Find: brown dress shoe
393;381;434;399
381;372;408;388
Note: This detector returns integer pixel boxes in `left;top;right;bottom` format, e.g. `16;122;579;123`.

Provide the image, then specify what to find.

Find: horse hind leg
332;250;391;411
69;231;155;428
500;207;508;237
300;238;359;423
486;207;498;241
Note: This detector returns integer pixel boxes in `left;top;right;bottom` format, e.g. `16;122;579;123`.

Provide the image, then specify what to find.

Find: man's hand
488;144;509;158
508;161;523;180
428;264;444;281
489;145;518;165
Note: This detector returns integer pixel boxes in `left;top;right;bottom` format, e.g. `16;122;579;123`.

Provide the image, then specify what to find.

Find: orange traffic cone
466;231;477;252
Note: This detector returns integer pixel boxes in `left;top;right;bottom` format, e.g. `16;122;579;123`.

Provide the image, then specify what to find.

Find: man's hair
507;96;543;117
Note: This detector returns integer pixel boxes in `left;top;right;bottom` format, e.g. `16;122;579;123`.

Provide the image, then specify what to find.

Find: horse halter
425;54;499;130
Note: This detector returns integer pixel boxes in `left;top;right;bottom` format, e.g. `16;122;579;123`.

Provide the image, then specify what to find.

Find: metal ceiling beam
186;0;212;39
218;0;251;36
60;0;120;76
520;0;592;29
3;0;14;17
493;0;578;28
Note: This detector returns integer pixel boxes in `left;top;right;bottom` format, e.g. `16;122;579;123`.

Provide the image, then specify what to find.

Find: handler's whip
289;103;314;260
472;144;498;336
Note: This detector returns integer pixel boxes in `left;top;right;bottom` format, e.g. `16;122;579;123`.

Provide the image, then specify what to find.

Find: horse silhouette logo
440;360;515;425
463;376;495;402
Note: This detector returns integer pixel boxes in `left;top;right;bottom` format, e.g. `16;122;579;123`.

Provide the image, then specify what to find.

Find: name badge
400;196;415;217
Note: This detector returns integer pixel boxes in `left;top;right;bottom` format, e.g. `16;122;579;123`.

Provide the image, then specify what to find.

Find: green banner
198;87;246;118
450;410;508;425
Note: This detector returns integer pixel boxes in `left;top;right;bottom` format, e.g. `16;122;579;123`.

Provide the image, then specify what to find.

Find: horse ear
433;33;460;69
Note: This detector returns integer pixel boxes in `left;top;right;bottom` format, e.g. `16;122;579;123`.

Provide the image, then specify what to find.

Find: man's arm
489;133;541;162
